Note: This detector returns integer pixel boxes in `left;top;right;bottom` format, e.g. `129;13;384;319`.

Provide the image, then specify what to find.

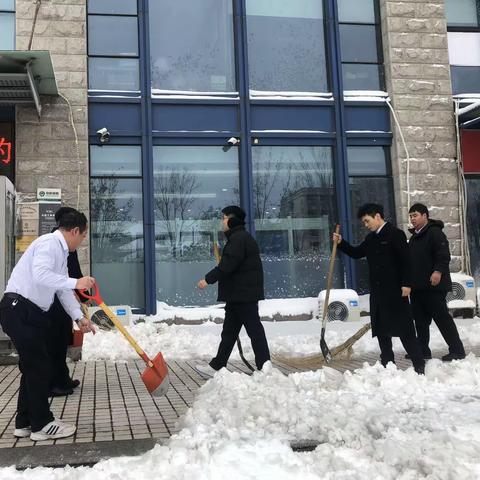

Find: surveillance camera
227;137;239;146
96;127;110;143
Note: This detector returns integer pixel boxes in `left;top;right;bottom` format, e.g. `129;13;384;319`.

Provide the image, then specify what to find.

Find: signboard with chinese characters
37;188;62;202
0;123;14;184
39;202;61;235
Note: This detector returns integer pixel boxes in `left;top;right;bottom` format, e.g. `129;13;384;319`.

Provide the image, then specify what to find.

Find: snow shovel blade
141;352;170;397
320;327;332;363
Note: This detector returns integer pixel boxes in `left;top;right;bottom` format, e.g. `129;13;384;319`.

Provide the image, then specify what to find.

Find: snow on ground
3;357;480;479
82;315;480;363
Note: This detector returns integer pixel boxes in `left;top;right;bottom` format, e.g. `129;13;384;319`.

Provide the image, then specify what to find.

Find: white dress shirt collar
376;221;387;235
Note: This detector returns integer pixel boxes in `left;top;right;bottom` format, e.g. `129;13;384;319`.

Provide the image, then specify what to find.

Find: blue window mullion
235;0;255;233
139;0;156;315
326;0;355;288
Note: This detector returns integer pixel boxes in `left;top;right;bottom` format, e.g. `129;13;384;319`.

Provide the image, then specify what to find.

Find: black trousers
210;302;270;370
47;296;74;389
0;295;54;432
377;335;425;369
410;290;465;356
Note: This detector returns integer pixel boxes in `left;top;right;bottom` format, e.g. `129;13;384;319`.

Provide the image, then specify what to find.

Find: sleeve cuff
66;278;78;289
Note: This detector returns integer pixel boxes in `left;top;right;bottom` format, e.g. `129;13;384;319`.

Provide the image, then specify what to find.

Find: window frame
445;0;480;31
87;2;140;92
338;0;385;91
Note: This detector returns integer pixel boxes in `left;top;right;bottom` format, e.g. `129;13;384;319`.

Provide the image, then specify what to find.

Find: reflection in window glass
342;63;381;90
153;146;240;305
88;0;137;15
246;0;328;92
149;0;236;92
88;16;138;56
451;66;480;94
90;178;145;308
252;146;342;298
337;0;375;23
0;0;14;10
89;57;140;91
340;24;378;63
466;178;480;281
0;13;14;50
347;146;387;176
445;0;479;27
349;176;395;293
90;145;142;176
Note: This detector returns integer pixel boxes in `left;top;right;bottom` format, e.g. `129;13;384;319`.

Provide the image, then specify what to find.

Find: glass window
0;13;14;50
451;66;480;94
153;146;240;305
88;16;138;56
0;0;14;9
246;0;328;92
90;178;145;309
342;63;381;90
89;57;140;91
90;145;142;176
347;146;387;176
149;0;236;92
252;146;342;298
338;0;375;23
340;24;378;63
466;178;480;281
445;0;479;28
88;0;137;15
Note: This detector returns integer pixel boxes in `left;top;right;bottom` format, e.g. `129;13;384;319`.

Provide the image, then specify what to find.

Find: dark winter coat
408;219;452;292
338;222;416;338
205;225;264;303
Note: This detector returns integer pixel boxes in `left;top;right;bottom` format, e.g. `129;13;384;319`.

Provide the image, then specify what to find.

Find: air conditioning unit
318;289;361;322
447;273;476;310
87;305;132;329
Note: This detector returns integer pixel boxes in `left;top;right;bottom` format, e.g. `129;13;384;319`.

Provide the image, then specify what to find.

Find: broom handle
322;224;341;323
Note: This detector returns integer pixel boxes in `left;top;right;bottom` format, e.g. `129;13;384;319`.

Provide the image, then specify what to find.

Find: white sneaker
13;426;31;438
194;364;218;379
30;420;76;441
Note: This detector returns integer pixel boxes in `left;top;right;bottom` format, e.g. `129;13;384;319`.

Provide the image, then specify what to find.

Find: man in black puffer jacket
408;203;465;362
195;206;270;377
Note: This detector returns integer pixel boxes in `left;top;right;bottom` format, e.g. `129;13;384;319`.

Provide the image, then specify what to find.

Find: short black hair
357;203;384;219
409;203;429;218
55;206;77;223
222;205;246;221
57;208;88;233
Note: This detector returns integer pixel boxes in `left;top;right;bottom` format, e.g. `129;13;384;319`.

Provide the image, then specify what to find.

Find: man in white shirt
0;208;95;441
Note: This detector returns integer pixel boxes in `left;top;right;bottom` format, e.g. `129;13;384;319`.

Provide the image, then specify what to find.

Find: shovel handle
79;283;150;362
78;283;103;305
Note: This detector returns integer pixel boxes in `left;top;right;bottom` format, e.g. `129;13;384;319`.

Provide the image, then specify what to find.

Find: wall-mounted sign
0;138;11;165
37;188;62;201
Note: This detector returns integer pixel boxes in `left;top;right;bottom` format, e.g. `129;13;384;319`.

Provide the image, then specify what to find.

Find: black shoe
414;364;425;375
405;353;432;360
69;379;80;389
441;352;466;362
49;387;73;397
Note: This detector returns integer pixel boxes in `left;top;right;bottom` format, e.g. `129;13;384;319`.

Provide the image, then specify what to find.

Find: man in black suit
333;203;425;374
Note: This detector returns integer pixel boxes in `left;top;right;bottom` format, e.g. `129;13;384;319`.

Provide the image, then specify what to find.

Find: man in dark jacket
195;206;270;377
408;203;465;361
333;203;425;374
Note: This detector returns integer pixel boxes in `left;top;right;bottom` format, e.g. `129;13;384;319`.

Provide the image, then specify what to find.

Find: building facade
0;0;478;314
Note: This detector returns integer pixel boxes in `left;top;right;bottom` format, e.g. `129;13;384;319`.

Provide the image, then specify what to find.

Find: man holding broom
333;203;425;374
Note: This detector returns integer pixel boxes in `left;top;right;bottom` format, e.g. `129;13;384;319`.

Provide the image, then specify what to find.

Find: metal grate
327;301;349;322
446;282;465;302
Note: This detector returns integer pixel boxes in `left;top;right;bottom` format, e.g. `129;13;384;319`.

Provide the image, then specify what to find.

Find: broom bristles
273;323;371;370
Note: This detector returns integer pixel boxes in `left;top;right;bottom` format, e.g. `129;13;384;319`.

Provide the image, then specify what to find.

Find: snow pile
82;317;480;362
3;359;480;479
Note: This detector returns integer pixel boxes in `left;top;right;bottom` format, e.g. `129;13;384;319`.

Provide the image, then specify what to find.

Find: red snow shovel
79;283;170;397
